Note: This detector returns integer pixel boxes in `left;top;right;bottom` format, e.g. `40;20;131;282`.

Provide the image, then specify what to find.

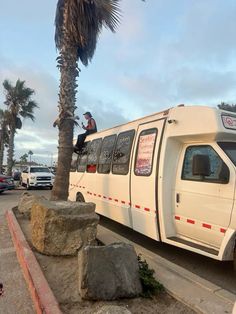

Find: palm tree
28;150;33;164
3;79;38;176
20;153;28;164
52;0;121;200
0;109;9;173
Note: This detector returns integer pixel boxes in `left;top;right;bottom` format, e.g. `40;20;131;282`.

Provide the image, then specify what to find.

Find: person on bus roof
74;112;97;152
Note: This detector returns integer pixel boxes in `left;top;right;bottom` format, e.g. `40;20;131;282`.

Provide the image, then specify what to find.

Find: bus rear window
112;130;135;175
218;142;236;166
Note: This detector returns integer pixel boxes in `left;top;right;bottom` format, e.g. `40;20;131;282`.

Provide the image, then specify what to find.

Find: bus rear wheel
76;193;85;202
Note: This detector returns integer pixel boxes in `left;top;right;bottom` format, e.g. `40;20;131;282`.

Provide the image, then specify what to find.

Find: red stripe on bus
187;219;195;224
220;228;226;233
144;208;150;212
135;205;140;209
175;216;180;220
202;223;211;229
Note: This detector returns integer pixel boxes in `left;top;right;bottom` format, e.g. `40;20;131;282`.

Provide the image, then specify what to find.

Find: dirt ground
16;211;196;314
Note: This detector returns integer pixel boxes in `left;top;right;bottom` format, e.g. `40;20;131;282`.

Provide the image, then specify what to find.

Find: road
1;188;235;296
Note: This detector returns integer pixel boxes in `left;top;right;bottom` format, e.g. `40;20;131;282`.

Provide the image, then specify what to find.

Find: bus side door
131;119;165;240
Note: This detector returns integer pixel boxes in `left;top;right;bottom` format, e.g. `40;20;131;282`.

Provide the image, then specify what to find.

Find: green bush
138;254;164;298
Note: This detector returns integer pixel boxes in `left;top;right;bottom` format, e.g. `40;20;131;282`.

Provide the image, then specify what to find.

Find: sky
0;0;236;165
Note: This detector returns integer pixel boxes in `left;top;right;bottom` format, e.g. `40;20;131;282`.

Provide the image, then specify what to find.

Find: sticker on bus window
135;130;157;176
222;115;236;130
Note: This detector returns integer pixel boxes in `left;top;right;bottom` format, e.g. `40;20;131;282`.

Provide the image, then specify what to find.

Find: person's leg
74;133;86;151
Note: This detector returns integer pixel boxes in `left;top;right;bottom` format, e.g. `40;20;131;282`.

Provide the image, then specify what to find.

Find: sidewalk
0;211;35;314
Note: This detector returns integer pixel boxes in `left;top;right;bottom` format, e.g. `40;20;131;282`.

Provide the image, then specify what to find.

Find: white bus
69;105;236;267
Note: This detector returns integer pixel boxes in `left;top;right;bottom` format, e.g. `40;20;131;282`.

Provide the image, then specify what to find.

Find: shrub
138;254;164;298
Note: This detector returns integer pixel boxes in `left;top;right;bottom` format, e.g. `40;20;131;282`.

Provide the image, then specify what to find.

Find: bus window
134;128;157;176
98;135;116;174
112;130;135;175
77;142;90;172
182;145;229;183
71;152;79;172
87;138;102;173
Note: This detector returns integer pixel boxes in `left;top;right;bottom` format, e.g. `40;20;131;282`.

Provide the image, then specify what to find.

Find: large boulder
31;200;99;256
18;192;46;218
78;243;142;300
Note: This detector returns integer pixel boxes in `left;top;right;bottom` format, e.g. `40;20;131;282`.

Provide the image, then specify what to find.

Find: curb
5;209;62;314
97;225;235;314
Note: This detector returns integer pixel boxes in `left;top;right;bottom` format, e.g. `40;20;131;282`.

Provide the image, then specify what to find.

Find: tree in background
28;150;33;164
52;0;121;200
20;153;28;164
218;102;236;112
0;109;9;173
2;79;38;176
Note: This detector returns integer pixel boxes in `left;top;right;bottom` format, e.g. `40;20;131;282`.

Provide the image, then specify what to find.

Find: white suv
21;166;55;190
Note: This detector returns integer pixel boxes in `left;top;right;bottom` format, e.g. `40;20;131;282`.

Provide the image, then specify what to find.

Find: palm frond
55;0;121;66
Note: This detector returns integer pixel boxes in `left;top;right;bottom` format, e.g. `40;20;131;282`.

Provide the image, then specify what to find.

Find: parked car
0;182;8;194
0;174;15;191
21;166;55;190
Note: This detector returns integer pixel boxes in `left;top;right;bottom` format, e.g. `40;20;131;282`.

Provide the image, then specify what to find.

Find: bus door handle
176;193;180;203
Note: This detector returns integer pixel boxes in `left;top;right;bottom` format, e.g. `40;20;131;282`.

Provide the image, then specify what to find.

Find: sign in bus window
135;128;157;176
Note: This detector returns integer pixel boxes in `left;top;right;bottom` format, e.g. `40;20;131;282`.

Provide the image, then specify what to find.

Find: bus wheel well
76;192;85;202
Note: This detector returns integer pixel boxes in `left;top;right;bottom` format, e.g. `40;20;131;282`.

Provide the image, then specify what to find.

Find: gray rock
78;243;142;300
31;200;98;256
18;192;46;218
95;305;131;314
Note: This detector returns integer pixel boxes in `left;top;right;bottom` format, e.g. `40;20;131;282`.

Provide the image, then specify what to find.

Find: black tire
76;193;85;202
233;246;236;274
26;180;31;190
49;186;53;190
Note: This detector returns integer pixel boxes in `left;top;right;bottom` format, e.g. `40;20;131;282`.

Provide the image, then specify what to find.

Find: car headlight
30;176;36;179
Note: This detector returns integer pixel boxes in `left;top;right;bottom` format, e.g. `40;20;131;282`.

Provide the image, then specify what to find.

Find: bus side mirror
192;154;211;177
219;163;230;183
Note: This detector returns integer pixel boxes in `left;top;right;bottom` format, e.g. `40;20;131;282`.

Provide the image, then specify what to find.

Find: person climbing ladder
74;111;97;152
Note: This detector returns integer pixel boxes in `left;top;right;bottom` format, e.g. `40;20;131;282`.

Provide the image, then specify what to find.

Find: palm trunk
51;44;78;201
7;127;15;176
0;129;4;173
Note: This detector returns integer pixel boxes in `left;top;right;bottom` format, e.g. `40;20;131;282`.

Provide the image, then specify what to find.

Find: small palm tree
52;0;121;200
20;153;28;164
28;150;33;164
0;109;9;173
3;79;38;176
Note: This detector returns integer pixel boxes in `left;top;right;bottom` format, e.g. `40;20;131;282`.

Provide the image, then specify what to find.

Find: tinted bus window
77;142;90;172
112;130;135;175
135;128;157;176
98;135;116;174
87;138;102;173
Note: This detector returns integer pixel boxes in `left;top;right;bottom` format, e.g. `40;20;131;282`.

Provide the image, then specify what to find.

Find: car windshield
30;167;50;173
218;142;236;166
